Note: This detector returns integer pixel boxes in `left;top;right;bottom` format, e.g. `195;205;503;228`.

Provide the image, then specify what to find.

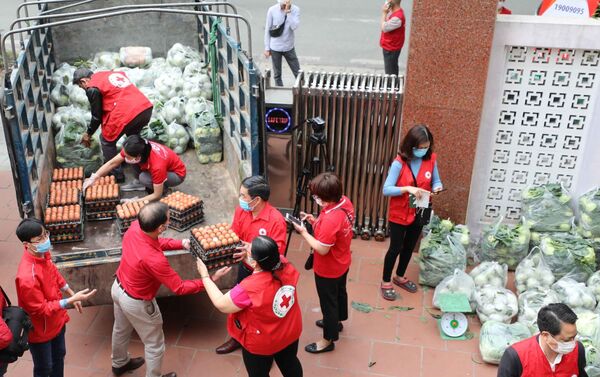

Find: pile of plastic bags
480;218;530;270
539;232;596;281
418;216;469;287
521;183;574;232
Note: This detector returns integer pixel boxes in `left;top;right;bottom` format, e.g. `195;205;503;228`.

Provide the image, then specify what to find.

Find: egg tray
116;217;137;235
85;210;117;221
168;201;205;221
170;208;205;224
189;236;242;261
45;206;84;233
204;255;237;271
169;215;205;232
84;200;120;214
85;196;120;208
46;190;83;207
50;224;85;244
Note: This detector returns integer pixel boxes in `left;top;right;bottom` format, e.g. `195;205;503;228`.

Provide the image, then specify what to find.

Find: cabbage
68;85;90;109
185;97;213;125
432;269;476;310
479;321;531;364
183;61;208;79
160;97;186;125
166;122;189;154
125;68;158;88
553;277;597;312
475;286;518;324
182;76;213;99
54;110;102;176
514;247;555;293
539;232;595;281
167;43;202;68
93;51;121;70
469;261;508;288
517;288;560;333
51;63;76;86
154;68;183;100
579;188;600;239
521;183;574;232
51;105;90;132
589;272;600;303
140;117;169;145
50;84;71;106
480;217;530;270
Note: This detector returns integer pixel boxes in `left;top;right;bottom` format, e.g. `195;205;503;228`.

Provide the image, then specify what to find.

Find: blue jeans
29;326;66;377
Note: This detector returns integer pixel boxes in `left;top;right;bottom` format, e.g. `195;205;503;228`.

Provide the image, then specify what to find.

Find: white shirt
538;337;563;372
264;4;300;53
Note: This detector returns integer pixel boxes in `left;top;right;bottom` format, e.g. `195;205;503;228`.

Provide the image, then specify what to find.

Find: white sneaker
121;179;146;192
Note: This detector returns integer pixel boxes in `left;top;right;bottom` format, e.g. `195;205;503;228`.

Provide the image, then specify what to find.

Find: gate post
401;0;498;222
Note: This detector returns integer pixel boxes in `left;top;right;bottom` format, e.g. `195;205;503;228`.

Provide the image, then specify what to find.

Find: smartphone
432;188;448;195
285;213;303;227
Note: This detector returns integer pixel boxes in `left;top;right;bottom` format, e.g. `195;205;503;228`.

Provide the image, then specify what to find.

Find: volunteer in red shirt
111;202;228;377
380;124;443;301
292;172;354;354
498;303;588;377
379;0;406;75
14;218;97;377
197;236;303;377
216;175;287;355
73;68;153;185
84;135;186;202
0;285;14;376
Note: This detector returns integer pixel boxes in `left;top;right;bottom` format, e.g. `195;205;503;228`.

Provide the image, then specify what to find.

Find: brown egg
209;241;216;249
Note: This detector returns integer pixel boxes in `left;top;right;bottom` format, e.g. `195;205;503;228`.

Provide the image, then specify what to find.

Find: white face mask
549;336;576;355
312;195;324;207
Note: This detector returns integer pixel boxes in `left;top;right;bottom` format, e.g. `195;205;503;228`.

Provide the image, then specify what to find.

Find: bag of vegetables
119;46;153;68
515;247;555;293
577;311;600;341
55;122;103;176
51;63;76;86
418;232;467;287
140;117;169;145
539;232;596;281
51;105;91;133
93;51;121;70
521;183;574;232
479;321;531;364
480;217;530;270
68;85;89;109
160;97;186;125
167;43;202;69
469;261;508;289
517;288;560;333
154;68;183;100
432;269;476;310
50;84;71;107
552;276;597;312
166;122;190;155
475;286;518;324
188;111;222;164
589;271;600;303
579;188;600;239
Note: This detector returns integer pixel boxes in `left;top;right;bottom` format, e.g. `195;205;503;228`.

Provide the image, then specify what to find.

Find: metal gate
292;71;404;240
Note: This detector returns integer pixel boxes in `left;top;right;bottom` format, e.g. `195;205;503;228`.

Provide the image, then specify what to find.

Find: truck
0;0;267;304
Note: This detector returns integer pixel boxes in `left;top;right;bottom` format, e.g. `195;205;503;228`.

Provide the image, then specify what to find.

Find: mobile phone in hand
432;188;448;196
285;213;303;227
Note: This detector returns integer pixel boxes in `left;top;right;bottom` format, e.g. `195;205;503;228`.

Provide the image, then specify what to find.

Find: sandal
380;284;397;301
392;277;418;293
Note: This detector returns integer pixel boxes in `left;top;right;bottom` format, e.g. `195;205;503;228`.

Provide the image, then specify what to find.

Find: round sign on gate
265;107;292;133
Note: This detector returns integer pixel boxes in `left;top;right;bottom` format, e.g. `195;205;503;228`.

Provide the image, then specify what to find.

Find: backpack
0;287;32;363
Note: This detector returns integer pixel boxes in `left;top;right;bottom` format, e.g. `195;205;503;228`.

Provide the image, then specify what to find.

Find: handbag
409;165;432;227
269;14;287;38
0;287;32;363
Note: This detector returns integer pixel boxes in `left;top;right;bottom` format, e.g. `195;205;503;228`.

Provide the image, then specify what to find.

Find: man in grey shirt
264;0;301;86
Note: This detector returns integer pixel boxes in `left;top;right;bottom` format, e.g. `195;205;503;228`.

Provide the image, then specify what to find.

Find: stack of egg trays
189;235;241;270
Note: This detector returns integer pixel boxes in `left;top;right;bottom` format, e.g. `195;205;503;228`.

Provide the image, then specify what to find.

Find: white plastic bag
517;288;560;333
68;85;89;109
588;271;600;303
154;69;183;100
514;247;555;293
166;122;189;154
469;261;508;288
475;286;518;324
479;321;531;364
51;63;76;85
93;51;121;70
480;217;531;270
50;84;71;106
167;43;201;68
521;183;574;232
161;97;186;125
432;269;476;310
552;276;597;312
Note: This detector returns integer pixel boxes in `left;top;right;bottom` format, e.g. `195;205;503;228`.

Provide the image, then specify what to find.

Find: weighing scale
437;292;471;340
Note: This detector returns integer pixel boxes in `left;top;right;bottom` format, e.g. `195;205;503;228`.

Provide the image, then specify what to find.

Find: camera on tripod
307;117;326;144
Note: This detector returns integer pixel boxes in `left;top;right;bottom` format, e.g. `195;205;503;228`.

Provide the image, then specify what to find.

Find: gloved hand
120;197;140;204
82;173;97;192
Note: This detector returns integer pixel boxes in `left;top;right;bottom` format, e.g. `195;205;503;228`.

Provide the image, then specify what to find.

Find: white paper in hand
415;192;430;208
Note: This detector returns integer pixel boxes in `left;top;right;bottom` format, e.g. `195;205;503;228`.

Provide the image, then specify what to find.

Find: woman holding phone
380;124;443;301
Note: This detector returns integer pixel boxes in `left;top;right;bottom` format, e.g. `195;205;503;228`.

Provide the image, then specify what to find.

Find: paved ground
0;170;499;376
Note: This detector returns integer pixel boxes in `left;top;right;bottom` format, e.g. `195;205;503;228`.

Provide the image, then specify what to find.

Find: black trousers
382;220;423;282
242;340;303;377
271;48;301;86
315;270;349;342
99;106;153;178
382;48;401;76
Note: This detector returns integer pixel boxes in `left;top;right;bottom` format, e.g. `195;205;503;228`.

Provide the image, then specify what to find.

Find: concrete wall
48;0;200;64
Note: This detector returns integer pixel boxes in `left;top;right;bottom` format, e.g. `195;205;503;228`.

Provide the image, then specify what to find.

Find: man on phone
380;0;406;76
264;0;301;86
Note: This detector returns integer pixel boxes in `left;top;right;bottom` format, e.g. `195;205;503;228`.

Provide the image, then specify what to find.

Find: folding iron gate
292;72;404;241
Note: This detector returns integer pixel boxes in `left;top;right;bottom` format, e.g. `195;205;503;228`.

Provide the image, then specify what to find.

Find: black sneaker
112;357;145;376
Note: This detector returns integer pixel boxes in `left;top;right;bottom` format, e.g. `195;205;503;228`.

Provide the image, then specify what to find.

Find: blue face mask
239;197;256;212
413;148;429;158
35;237;52;253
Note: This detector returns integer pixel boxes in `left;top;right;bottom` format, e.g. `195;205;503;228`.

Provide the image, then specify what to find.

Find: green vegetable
553;277;597;312
481;218;530;270
479;321;530;364
539;233;595;281
514;248;555;293
475;286;518;324
432;269;476;311
517;288;560;333
469;261;508;288
579;188;600;239
521;183;575;232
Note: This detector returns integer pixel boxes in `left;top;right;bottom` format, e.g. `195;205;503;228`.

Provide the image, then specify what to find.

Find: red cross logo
280;294;291;309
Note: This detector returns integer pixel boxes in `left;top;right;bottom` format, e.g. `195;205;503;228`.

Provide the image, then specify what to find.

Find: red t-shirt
116;221;204;300
231;202;287;255
313;196;354;278
120;142;186;185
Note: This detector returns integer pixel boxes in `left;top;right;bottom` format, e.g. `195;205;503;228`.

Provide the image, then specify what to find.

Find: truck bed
52;149;239;305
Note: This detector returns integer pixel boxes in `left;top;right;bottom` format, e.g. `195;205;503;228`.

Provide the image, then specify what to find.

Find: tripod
284;122;334;256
